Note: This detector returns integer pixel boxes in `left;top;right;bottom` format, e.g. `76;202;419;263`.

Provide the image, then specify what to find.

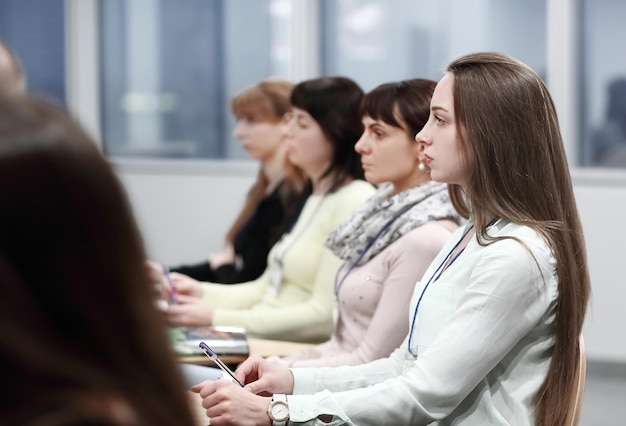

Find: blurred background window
0;0;65;104
1;0;626;170
99;0;291;159
580;0;626;168
98;0;547;160
321;0;546;91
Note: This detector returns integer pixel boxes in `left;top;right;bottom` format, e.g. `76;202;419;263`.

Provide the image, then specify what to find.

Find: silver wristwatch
267;394;289;426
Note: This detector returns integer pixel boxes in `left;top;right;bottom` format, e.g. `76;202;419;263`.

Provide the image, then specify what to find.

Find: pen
199;342;245;387
163;265;177;305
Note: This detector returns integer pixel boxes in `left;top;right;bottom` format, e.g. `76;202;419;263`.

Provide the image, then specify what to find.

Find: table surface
180;337;307;365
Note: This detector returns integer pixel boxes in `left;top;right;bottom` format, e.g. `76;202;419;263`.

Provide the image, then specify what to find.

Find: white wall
113;161;256;265
115;164;626;364
573;170;626;363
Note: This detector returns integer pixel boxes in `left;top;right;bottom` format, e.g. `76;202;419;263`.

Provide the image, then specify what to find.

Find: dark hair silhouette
360;78;436;138
0;97;195;425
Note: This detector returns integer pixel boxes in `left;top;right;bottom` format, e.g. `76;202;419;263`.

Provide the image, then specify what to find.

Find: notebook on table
169;325;249;356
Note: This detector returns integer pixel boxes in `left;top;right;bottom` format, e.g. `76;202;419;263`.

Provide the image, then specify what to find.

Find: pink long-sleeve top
272;220;456;367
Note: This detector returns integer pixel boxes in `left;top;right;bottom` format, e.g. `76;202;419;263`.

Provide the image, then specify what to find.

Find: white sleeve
287;236;556;425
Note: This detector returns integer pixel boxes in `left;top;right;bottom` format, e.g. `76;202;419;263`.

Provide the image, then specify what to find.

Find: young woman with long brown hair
189;52;590;426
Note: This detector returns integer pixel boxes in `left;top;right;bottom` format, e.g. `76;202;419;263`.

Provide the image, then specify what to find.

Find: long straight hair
0;97;196;425
446;52;590;426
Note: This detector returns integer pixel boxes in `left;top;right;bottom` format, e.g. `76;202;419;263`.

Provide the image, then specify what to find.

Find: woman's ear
415;140;426;161
415;142;429;172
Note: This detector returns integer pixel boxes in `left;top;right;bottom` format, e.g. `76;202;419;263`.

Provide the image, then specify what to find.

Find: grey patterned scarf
325;181;461;265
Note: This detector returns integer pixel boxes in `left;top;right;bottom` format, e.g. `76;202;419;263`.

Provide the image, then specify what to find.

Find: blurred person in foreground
0;96;196;426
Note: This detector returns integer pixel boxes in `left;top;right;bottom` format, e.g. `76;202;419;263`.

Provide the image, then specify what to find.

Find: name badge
403;352;417;374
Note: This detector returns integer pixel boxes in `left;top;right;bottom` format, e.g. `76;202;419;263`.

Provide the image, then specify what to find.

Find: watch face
270;401;289;422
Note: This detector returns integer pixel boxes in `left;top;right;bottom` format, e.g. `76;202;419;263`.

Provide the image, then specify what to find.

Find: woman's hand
192;379;272;426
235;355;295;396
169;272;203;298
145;259;164;283
146;260;203;301
208;244;236;269
145;260;173;305
166;296;213;326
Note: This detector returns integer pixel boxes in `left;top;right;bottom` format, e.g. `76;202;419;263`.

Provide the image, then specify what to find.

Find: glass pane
99;0;290;159
580;0;626;168
0;0;65;103
321;0;547;92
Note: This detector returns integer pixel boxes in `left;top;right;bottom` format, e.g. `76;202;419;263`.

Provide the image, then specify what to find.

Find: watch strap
268;394;289;426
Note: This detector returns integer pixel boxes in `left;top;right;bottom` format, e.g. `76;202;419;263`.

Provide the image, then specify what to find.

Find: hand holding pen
199;342;245;387
163;265;178;305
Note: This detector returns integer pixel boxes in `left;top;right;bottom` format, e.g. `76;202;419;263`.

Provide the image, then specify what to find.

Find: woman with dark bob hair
0;96;196;425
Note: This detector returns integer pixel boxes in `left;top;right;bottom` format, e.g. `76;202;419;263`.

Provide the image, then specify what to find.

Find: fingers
242;376;276;396
235;355;262;383
174;294;198;304
167;304;194;326
170;272;195;285
191;380;211;394
145;260;164;283
234;356;277;396
199;380;270;425
170;272;203;297
170;271;187;280
166;299;213;327
199;379;237;406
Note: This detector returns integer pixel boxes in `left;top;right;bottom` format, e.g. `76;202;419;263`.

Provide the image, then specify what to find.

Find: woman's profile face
232;116;284;162
355;113;422;192
416;72;469;188
282;107;333;177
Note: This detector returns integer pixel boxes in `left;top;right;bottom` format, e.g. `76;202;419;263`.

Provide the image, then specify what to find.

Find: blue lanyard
333;188;446;299
407;223;474;357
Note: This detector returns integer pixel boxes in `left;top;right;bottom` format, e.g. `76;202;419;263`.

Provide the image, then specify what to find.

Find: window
3;0;626;170
0;0;65;104
320;0;547;91
99;0;550;161
580;0;626;168
99;0;291;159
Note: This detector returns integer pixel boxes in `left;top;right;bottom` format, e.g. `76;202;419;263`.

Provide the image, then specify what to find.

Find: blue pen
199;342;245;387
163;265;177;305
